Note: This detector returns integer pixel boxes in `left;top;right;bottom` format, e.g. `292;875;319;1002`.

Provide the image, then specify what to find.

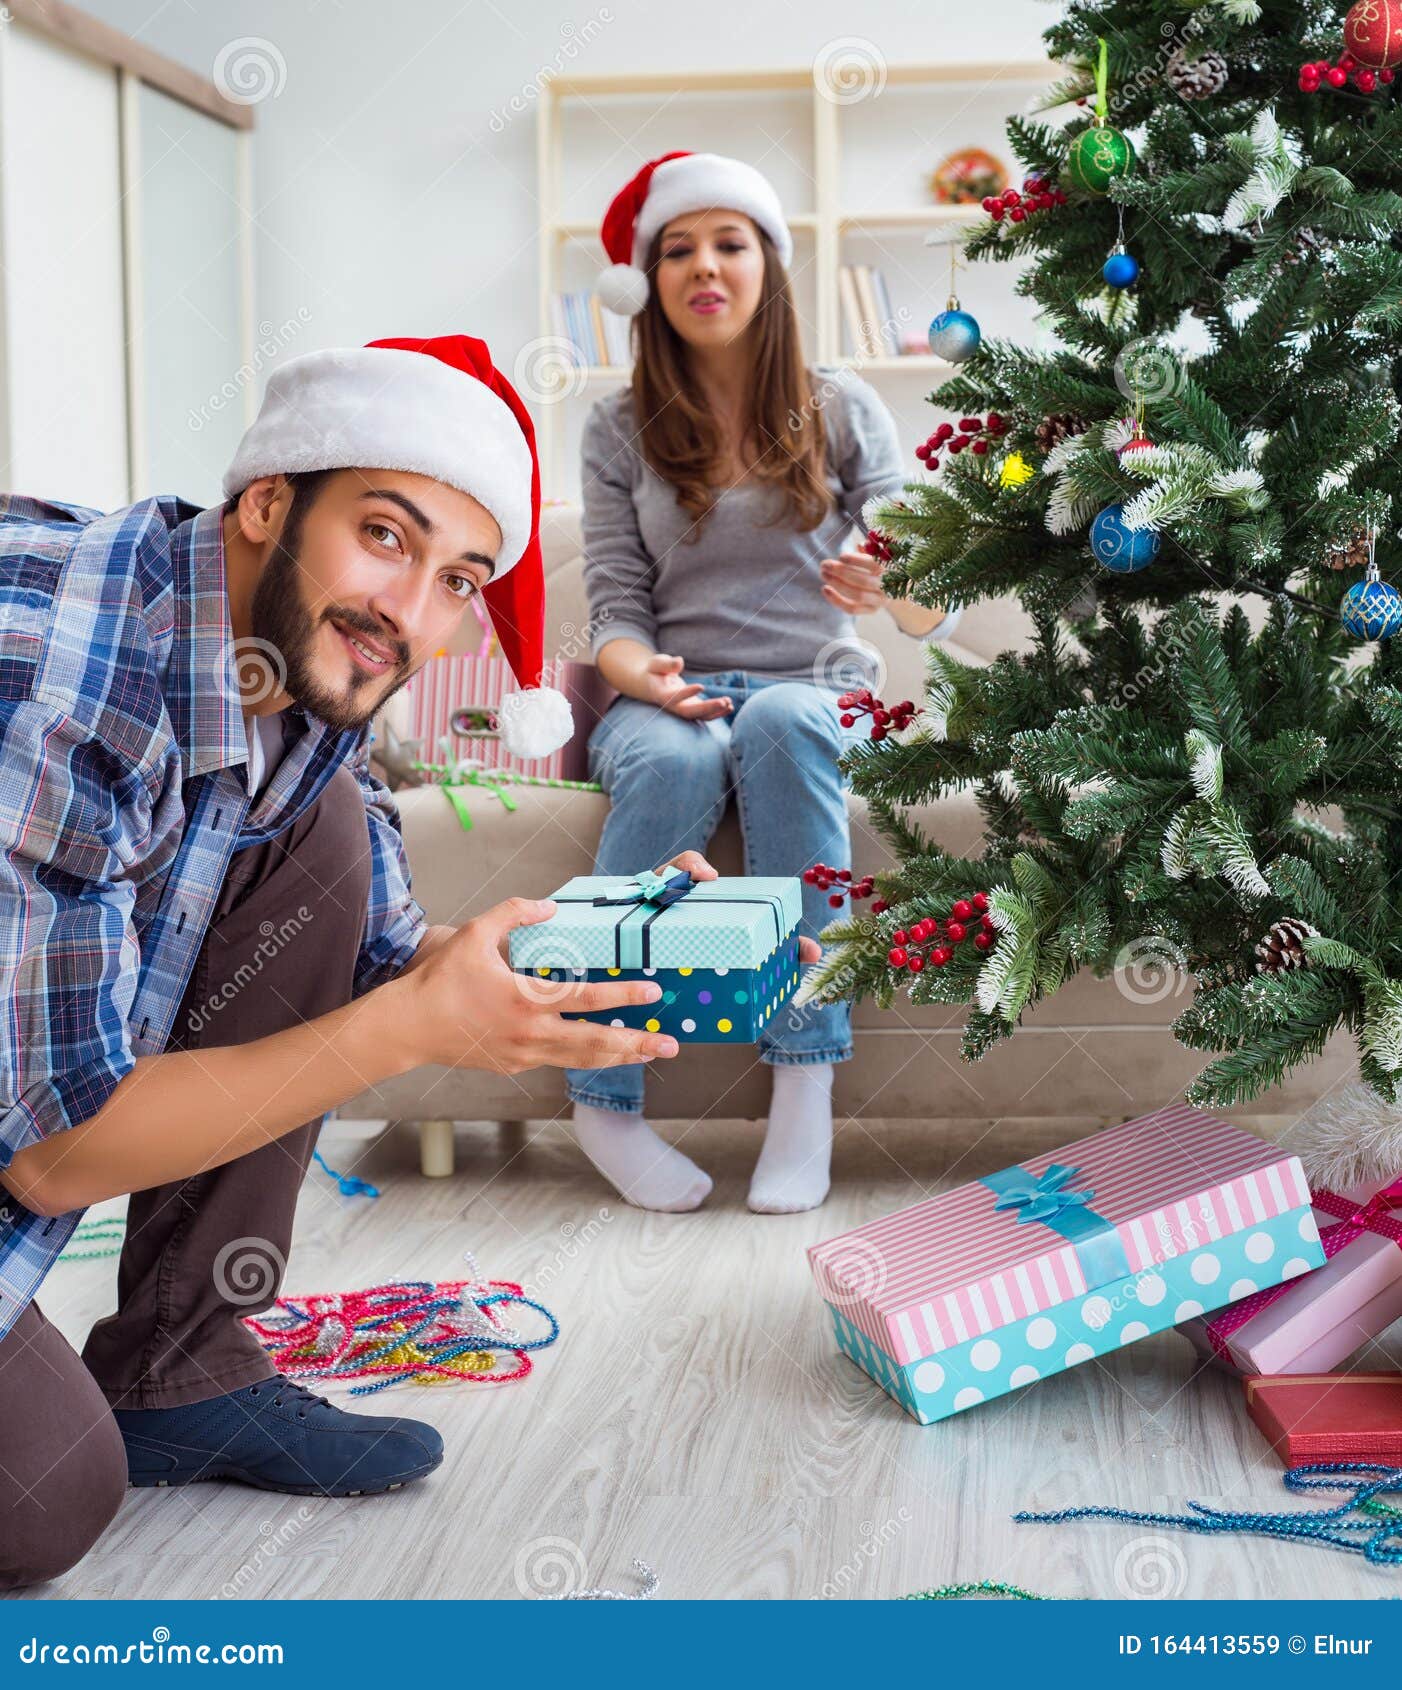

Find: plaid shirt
0;495;426;1340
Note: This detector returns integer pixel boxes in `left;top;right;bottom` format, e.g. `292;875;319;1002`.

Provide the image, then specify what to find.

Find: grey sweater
580;369;918;687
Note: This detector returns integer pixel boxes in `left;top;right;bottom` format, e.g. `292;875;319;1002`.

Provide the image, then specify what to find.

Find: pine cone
1166;46;1228;100
1281;227;1326;267
1254;917;1317;974
1035;412;1091;452
1324;530;1369;572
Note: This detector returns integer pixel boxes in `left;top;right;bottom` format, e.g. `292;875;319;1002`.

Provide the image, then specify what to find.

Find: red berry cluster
982;174;1066;223
916;411;1009;470
860;529;894;564
1298;53;1394;94
804;861;887;913
837;687;922;741
886;893;997;973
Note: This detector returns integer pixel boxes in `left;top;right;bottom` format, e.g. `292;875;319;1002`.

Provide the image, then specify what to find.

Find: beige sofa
342;506;1350;1172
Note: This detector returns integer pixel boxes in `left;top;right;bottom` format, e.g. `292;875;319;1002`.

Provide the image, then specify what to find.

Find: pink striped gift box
407;654;615;782
808;1106;1321;1424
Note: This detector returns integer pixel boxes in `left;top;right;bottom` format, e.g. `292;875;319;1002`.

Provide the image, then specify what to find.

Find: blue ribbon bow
594;868;694;910
991;1164;1096;1225
979;1159;1130;1287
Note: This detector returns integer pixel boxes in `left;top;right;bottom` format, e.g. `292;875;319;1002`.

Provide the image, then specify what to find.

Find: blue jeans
565;671;864;1113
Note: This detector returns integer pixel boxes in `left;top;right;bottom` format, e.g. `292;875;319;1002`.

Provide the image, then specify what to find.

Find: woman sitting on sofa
567;151;957;1214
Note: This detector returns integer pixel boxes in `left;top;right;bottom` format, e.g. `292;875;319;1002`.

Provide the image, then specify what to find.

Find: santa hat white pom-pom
496;685;574;761
597;263;649;317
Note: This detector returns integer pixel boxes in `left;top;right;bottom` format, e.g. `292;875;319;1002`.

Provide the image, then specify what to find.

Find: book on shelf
551;289;632;370
838;264;921;360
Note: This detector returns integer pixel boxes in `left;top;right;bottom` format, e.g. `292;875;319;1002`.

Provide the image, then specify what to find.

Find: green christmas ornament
1066;124;1135;194
1064;39;1135;196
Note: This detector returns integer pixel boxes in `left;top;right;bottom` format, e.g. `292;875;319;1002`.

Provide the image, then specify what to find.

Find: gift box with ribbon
1242;1372;1402;1467
1178;1173;1402;1376
807;1105;1326;1426
407;633;615;782
508;868;804;1043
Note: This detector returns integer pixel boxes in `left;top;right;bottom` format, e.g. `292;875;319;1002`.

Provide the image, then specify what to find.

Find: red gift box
1243;1372;1402;1466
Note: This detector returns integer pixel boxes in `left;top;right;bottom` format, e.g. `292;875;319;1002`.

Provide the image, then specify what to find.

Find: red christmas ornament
1345;0;1402;68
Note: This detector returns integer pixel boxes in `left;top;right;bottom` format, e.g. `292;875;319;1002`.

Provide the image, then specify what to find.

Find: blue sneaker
114;1376;444;1496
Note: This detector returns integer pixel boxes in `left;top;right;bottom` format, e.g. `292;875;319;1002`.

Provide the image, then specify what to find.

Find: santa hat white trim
629;153;792;269
598;153;793;318
222;346;534;578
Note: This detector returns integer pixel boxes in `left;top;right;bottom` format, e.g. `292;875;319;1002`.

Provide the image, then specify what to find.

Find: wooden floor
20;1115;1402;1602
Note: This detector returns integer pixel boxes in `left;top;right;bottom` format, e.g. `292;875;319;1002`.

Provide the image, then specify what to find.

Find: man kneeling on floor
0;335;740;1590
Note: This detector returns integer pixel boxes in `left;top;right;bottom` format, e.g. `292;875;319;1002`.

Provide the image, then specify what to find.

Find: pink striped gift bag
807;1105;1325;1425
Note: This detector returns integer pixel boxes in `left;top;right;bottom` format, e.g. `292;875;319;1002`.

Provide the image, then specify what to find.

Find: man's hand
640;653;733;721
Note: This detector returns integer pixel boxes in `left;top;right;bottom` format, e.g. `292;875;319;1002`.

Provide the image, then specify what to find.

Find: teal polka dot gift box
508;867;804;1043
807;1105;1327;1426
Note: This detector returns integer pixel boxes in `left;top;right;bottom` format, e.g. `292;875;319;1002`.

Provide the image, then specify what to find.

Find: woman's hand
641;652;733;721
821;549;948;636
820;548;889;616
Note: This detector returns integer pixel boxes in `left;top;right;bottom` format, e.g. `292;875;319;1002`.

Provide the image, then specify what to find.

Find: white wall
79;0;1056;497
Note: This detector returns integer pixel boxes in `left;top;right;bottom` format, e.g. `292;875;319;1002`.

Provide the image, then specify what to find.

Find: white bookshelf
534;56;1058;489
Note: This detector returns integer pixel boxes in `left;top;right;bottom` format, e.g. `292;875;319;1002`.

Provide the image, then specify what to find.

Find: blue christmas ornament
1090;503;1160;573
928;305;981;364
1341;574;1402;641
1103;249;1139;289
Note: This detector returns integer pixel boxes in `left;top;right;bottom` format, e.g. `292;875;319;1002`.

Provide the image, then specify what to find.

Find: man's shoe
114;1376;444;1496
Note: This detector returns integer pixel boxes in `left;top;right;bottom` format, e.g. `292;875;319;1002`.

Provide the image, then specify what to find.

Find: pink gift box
407;653;615;782
1180;1175;1402;1376
808;1106;1323;1423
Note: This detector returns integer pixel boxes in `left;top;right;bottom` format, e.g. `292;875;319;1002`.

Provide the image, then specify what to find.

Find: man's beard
250;542;415;733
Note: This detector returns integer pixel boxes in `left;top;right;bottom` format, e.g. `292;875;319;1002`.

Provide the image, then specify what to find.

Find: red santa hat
597;151;794;317
224;333;571;760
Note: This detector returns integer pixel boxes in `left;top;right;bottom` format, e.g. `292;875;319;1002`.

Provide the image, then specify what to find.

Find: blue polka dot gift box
806;1104;1327;1426
508;866;803;1043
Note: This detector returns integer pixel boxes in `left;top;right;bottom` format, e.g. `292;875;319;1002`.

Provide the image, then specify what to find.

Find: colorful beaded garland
903;1580;1047;1600
1014;1462;1402;1565
57;1216;127;1262
243;1277;560;1396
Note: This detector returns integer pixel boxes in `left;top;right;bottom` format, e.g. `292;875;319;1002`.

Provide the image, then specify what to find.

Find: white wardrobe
0;10;253;512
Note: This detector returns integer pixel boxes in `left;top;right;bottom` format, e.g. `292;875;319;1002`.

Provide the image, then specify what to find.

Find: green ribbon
1094;35;1108;122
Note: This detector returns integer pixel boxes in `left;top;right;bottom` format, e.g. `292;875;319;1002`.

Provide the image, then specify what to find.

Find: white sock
748;1063;834;1214
571;1102;712;1213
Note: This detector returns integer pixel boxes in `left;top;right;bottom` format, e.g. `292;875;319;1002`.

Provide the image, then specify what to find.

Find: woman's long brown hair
628;224;834;539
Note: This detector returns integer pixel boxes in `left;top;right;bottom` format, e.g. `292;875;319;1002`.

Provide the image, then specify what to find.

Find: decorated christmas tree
800;1;1402;1107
